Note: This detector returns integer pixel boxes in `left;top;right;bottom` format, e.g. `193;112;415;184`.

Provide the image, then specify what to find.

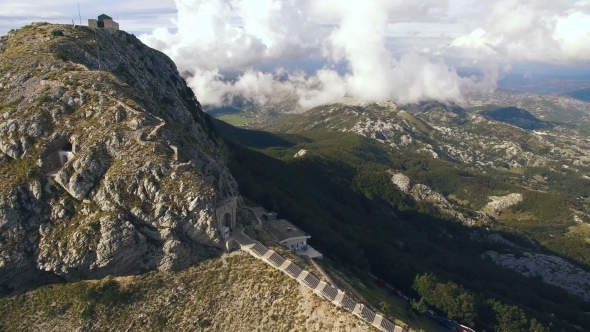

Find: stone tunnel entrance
215;197;237;230
224;213;232;228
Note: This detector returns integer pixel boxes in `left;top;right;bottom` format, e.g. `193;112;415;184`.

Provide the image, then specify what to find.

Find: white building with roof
264;218;322;259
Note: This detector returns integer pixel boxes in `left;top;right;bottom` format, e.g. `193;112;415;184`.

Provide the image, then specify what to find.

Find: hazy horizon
4;0;590;108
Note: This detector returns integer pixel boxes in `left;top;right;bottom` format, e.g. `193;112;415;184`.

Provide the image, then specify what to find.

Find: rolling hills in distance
211;87;590;331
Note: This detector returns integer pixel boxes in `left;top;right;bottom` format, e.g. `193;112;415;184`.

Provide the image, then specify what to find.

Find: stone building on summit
88;14;119;33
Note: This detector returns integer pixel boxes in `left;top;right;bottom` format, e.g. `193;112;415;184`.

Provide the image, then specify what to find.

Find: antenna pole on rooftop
77;3;81;25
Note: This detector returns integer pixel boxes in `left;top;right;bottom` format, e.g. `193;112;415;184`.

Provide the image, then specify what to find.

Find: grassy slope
214;118;590;331
216;114;255;126
0;252;379;332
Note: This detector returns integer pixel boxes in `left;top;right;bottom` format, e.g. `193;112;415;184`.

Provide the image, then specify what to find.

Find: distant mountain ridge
213;100;590;331
563;88;590;102
271;100;584;171
480;106;553;130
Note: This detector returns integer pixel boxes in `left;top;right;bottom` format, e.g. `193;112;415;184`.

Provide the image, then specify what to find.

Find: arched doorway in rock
224;212;232;228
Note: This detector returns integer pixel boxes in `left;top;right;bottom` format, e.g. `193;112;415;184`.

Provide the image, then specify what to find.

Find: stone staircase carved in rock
233;232;408;332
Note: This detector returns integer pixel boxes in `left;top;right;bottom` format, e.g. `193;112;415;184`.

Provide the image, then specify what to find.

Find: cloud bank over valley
7;0;588;109
141;0;498;108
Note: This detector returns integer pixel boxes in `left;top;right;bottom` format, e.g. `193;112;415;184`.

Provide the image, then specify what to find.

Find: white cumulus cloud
137;0;589;110
451;0;590;65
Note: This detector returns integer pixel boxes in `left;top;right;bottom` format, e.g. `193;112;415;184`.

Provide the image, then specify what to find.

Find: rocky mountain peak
0;23;238;294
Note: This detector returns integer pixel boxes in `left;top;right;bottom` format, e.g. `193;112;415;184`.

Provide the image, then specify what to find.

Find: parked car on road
392;289;404;298
455;325;476;332
426;309;437;319
403;295;414;303
375;278;386;286
436;318;455;329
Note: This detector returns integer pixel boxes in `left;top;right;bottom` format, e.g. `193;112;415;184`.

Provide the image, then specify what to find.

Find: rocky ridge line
0;23;237;293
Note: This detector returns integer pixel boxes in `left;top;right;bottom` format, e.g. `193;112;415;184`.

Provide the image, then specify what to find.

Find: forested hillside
214;118;590;332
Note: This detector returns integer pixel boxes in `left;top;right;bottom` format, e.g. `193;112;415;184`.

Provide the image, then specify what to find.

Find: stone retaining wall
233;234;408;332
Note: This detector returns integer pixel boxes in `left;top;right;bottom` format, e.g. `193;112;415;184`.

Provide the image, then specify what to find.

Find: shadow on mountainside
213;118;306;148
214;122;590;332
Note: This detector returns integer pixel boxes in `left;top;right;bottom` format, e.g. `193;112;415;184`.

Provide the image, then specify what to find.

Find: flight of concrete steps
233;235;408;332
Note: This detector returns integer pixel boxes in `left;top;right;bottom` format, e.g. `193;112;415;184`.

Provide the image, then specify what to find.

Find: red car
375;278;386;286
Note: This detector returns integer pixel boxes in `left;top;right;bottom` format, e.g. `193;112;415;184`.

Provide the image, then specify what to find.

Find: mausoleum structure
88;14;119;33
215;197;237;230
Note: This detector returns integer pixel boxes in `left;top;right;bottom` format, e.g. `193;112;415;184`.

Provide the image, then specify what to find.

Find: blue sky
0;0;178;36
3;0;590;107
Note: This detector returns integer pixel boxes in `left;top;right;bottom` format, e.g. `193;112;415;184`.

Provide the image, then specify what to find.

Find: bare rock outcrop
391;173;411;194
486;233;517;247
483;193;523;215
484;251;590;302
0;23;238;292
294;149;308;158
411;184;452;208
391;173;489;225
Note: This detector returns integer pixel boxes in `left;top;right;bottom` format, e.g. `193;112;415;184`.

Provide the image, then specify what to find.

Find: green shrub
51;29;64;37
198;319;212;328
38;94;50;104
54;51;68;61
156;315;168;328
0;96;24;111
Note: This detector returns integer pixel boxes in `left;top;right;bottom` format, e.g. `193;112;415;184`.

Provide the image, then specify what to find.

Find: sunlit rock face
0;23;238;293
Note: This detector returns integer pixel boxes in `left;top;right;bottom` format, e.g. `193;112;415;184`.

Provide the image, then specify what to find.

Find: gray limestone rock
411;184;452;208
390;174;489;226
484;251;590;302
391;173;411;194
94;217;149;273
483;193;523;215
294;149;308;158
486;233;517;247
0;23;238;293
55;151;110;200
